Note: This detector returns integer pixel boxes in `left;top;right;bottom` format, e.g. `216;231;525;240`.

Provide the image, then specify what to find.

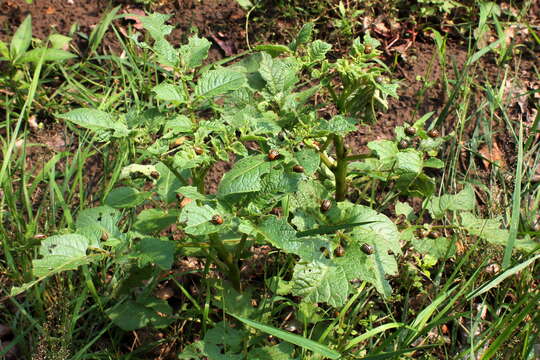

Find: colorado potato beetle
361;243;374;255
320;199;332;212
150;171;160;179
398;140;409;150
292;165;305;173
405;127;417;136
268;149;280;161
427;129;440;138
334;246;345;257
211;215;223;225
194;146;204;155
428;230;440;239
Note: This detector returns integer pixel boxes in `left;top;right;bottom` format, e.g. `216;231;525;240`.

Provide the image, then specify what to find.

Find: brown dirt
0;0;105;42
0;0;247;56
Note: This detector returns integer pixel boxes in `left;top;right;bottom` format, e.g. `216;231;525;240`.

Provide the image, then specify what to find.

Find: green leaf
235;0;253;9
133;209;178;234
48;34;72;50
308;40;332;61
176;186;207;201
107;299;170;331
138;13;178;66
178;201;220;236
120;164;158;180
396;150;423;174
10;15;32;60
32;255;93;278
153;38;178;66
213;285;257;319
254;44;292;57
195;68;246;99
179;322;244;360
295;148;320;176
248;343;296;360
316;115;357;136
164;114;193;134
396;173;436;198
108;301;150;330
259;167;301;197
258;53;298;94
411;236;455;259
140;13;174;39
230;314;341;360
424;157;445;168
291;260;349;307
334;242;393;297
368;140;398;162
58;108;128;136
32;234;90;277
76;206;121;248
152;83;185;102
104;187;149;208
134;237;175;269
457;212;538;252
17;48;77;63
155;162;183;203
395;201;416;222
217;155;273;198
328;202;401;296
127;108;166;130
0;40;8;59
289;22;314;51
179;35;211;69
39;234;88;257
460;212;507;245
257;216;329;261
426;185;476;219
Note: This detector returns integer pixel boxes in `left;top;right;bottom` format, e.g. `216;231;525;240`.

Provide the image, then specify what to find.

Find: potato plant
11;13;537;356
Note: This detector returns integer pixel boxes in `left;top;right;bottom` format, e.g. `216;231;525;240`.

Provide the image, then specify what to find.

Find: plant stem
161;158;189;185
333;134;348;202
209;233;241;292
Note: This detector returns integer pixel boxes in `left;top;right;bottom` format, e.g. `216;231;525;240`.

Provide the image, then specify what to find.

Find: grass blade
344;322;405;351
467;254;540;300
88;6;121;56
502;120;523;268
229;313;341;359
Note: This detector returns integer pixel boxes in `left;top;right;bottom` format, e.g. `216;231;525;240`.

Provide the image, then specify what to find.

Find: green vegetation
1;1;539;359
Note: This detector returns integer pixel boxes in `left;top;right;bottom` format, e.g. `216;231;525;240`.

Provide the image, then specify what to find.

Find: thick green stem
333;135;348;202
196;166;209;195
161;158;189;185
209;233;241;292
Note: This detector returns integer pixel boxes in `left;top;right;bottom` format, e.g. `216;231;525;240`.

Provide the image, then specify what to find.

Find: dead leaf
209;32;234;56
155;287;174;300
28;115;39;130
373;17;391;38
42;134;67;152
478;141;506;169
